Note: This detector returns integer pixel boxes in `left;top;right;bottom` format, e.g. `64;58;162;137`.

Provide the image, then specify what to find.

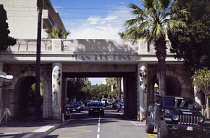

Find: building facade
0;0;66;39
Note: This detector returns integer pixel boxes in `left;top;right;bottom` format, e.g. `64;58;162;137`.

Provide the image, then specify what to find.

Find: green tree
119;0;187;96
106;78;118;99
45;27;70;39
106;78;116;87
29;83;44;106
89;85;99;100
192;68;210;96
98;84;109;99
192;68;210;117
0;5;16;51
168;0;210;72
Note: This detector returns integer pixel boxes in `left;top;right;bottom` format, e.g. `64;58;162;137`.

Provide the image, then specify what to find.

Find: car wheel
157;120;169;138
145;116;154;133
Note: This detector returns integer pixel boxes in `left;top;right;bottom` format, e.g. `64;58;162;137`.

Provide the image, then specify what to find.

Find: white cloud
66;6;134;39
87;16;101;24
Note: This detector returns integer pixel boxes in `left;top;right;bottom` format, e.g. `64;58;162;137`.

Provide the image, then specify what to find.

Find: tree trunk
158;59;166;96
155;36;167;96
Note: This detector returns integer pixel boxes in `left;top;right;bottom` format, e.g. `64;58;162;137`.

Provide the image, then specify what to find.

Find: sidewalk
0;119;61;138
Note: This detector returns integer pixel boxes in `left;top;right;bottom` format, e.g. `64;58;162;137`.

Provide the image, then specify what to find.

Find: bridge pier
137;63;147;121
52;63;62;120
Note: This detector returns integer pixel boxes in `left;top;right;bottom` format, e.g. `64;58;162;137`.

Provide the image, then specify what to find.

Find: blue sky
50;0;142;39
50;0;142;84
89;77;106;85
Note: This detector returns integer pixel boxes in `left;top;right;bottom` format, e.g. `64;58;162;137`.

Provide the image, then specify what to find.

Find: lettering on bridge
70;55;137;61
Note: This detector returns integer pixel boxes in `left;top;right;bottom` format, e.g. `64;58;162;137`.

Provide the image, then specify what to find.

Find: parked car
101;98;109;106
146;96;210;138
78;101;85;110
116;101;124;112
68;101;82;113
112;100;121;109
83;100;93;106
88;101;104;115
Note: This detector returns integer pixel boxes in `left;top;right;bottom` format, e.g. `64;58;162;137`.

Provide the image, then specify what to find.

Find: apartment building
0;0;66;39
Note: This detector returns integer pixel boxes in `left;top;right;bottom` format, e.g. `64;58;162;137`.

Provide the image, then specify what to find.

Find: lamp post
35;0;43;120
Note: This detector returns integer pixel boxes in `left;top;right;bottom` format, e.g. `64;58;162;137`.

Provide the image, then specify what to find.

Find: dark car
88;101;104;115
68;101;82;113
78;101;85;110
116;101;124;112
112;100;121;109
146;96;210;138
83;100;93;106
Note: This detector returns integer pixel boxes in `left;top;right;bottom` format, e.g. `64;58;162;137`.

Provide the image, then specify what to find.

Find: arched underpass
62;72;137;119
14;76;41;120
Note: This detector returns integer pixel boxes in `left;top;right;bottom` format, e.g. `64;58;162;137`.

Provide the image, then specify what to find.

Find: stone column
52;63;62;120
137;63;147;121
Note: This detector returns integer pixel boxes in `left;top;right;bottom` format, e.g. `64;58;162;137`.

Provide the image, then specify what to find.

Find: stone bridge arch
166;71;185;96
147;69;191;106
9;71;50;119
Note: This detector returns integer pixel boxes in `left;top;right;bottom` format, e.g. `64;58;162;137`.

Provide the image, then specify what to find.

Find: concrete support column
137;63;147;121
52;63;62;120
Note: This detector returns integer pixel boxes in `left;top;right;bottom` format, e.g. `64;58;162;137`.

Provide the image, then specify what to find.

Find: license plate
187;126;193;131
73;110;76;111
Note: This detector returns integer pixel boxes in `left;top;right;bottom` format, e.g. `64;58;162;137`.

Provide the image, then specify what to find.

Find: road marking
97;127;100;132
0;132;28;135
130;120;138;126
98;116;101;123
97;116;101;138
138;123;146;126
144;134;157;138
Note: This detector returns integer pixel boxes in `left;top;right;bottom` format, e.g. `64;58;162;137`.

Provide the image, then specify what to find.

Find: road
45;106;157;138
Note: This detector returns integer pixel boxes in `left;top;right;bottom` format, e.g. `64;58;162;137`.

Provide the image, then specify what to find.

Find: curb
21;123;61;138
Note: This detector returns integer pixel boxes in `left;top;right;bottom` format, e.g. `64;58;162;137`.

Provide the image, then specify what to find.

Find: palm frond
125;18;141;27
165;19;187;32
45;27;70;39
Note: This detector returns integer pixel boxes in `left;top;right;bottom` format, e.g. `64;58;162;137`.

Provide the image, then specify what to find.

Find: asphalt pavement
0;119;61;138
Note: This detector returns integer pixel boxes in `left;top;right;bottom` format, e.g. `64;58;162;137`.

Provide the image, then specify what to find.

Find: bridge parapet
4;39;172;55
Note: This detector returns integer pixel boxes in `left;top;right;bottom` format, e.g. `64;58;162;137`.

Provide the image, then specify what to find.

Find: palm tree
119;0;187;96
45;27;70;39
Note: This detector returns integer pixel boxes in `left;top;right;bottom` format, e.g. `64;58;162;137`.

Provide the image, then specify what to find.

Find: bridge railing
7;39;52;52
4;39;172;55
61;39;139;54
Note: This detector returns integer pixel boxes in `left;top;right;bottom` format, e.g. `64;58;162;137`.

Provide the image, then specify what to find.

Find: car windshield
70;102;79;105
163;97;196;110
